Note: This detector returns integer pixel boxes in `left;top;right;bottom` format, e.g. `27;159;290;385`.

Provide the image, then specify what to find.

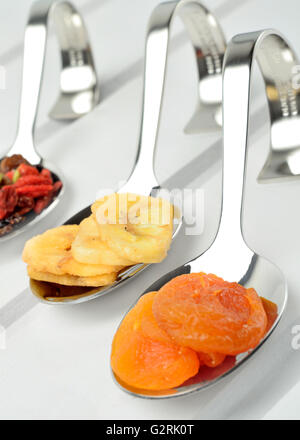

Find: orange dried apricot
111;292;200;391
152;273;268;356
198;352;226;368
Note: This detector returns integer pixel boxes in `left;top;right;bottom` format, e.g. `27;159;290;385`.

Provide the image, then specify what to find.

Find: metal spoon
113;29;298;399
30;0;226;304
0;0;99;241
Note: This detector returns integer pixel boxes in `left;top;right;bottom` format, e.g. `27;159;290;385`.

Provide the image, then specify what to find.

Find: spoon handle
189;30;300;279
121;0;226;196
9;0;99;164
222;30;300;242
226;30;300;186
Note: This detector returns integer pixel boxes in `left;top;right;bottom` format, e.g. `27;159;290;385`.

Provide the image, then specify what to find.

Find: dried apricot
198;352;226;368
261;297;278;333
111;292;200;390
152;273;267;356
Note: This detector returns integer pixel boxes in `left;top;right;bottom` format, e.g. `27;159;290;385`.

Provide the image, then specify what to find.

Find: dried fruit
152;273;268;356
16;195;34;216
0;155;63;236
0;186;18;219
22;225;123;277
71;216;134;266
34;196;52;214
261;297;278;333
0;209;7;221
18;163;39;177
14;175;52;187
52;180;62;194
198;352;226;368
33;180;62;214
111;292;200;390
92;193;174;264
5;171;14;181
27;266;117;287
40;168;52;181
0;155;28;173
15;184;53;198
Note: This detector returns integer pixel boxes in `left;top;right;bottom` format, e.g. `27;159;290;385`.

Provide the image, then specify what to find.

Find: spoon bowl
29;0;227;304
113;29;299;398
112;254;286;399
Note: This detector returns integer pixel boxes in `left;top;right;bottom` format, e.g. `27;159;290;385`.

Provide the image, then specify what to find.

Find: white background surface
0;0;300;420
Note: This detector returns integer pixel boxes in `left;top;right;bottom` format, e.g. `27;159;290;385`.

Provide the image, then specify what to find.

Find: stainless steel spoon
113;29;298;399
0;0;99;241
29;0;227;304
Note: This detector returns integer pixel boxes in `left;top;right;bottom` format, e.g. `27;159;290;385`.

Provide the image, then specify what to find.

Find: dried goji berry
18;163;39;177
15;184;53;198
33;180;62;213
0;186;18;218
261;297;278;333
16;195;34;216
5;171;14;181
34;196;52;214
14;175;52;187
52;180;62;194
40;168;52;182
0;208;7;220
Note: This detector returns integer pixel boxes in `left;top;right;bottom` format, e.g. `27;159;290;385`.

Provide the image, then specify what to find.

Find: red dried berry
18;163;39;177
0;186;18;218
52;180;62;194
14;175;52;187
15;184;53;198
40;168;53;182
34;180;62;214
0;208;7;220
16;195;34;216
5;171;14;181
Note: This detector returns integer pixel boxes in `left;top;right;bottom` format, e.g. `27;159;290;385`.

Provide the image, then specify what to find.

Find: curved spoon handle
9;0;100;164
221;30;300;248
225;30;300;188
189;30;300;278
121;0;226;196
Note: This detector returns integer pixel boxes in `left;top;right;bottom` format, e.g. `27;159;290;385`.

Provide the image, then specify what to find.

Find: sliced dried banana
27;266;117;287
71;216;134;266
92;193;174;264
23;225;122;276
